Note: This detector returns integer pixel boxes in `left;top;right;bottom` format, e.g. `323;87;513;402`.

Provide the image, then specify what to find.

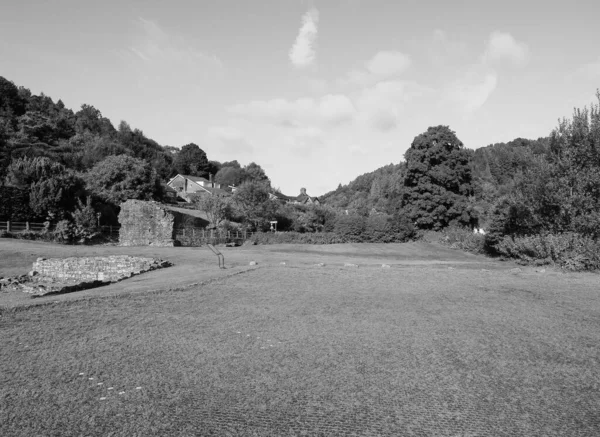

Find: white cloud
355;80;433;131
483;31;529;66
367;51;412;77
289;8;319;68
445;70;498;114
428;29;469;67
340;51;411;86
228;94;355;126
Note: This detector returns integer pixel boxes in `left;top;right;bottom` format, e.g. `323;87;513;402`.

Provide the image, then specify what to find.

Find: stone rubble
0;255;172;298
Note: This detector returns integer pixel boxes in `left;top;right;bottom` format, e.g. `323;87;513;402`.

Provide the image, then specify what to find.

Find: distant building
167;174;229;202
270;188;320;205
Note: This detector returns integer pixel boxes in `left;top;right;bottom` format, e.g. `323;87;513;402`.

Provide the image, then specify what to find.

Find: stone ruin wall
32;256;170;283
118;200;207;247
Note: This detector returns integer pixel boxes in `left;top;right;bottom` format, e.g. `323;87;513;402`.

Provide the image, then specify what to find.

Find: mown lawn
1;265;600;436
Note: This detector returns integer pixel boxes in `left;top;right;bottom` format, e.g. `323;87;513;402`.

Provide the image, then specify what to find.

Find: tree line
2;75;599;268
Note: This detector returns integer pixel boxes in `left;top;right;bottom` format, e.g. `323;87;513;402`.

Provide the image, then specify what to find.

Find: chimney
209;173;214;187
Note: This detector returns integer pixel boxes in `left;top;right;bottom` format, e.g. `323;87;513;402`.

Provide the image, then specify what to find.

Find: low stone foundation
32;255;170;282
0;255;172;297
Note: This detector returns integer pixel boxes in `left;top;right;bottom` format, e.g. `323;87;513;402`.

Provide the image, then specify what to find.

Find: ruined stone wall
32;255;170;283
118;200;177;246
118;200;208;246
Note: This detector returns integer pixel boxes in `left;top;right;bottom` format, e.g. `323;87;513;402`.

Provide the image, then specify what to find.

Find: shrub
249;232;345;245
72;197;101;243
494;233;600;271
334;215;367;242
439;226;486;254
53;220;75;243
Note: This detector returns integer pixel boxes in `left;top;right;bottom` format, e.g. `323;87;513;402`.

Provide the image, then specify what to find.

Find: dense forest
2;76;599;269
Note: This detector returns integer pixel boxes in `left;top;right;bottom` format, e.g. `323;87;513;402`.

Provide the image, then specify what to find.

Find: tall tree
232;180;277;230
402;126;476;230
173;143;209;177
85;155;162;205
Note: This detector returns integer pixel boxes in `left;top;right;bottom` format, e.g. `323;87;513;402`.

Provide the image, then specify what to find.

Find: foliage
439;226;486;254
402;126;477;230
0;186;37;221
249;231;345;245
71;197;101;243
232;180;277;230
320;163;405;215
53;219;75;243
173;143;209;177
333;215;367;242
29;173;85;221
364;214;416;243
5;156;66;188
85;155;163;206
494;233;600;271
484;92;600;243
214;165;247;188
244;162;270;186
194;195;233;228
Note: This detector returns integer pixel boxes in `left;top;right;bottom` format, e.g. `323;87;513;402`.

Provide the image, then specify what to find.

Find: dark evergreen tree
402;126;476;230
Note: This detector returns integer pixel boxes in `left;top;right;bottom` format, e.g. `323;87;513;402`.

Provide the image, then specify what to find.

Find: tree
173;143;209;177
244;162;270;186
195;194;233;228
215;166;247;188
5;156;66;188
232;180;277;230
402;126;477;230
85;155;162;205
29;173;85;221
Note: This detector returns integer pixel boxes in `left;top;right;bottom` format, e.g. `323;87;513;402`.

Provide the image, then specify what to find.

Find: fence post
26;221;30;231
193;228;195;238
7;221;10;232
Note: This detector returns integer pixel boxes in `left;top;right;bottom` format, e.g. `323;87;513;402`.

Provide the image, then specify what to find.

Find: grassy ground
1;241;600;436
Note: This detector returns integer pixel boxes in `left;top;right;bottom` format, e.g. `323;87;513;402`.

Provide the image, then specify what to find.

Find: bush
53;220;75;243
494;232;600;271
249;232;345;245
71;197;101;243
439;226;486;254
334;215;367;242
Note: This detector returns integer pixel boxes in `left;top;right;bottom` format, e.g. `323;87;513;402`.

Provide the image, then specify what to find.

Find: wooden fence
174;227;254;246
0;221;120;239
0;221;252;246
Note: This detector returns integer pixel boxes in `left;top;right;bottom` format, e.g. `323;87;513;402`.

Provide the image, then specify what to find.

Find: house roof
182;175;210;184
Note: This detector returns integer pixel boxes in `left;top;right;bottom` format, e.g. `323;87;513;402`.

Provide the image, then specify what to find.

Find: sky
1;0;599;195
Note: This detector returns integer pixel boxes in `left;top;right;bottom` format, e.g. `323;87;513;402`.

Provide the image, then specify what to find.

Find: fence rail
0;221;258;246
174;227;254;246
0;221;120;237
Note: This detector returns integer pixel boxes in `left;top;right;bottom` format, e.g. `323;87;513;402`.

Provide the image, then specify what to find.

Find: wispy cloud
340;51;411;86
229;94;355;126
289;8;319;68
483;31;529;67
445;69;498;115
126;17;222;70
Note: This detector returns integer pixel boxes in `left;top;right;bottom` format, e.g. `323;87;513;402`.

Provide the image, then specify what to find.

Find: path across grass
2;253;599;436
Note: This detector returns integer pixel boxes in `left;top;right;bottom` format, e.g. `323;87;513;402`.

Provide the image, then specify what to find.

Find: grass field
1;240;600;436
